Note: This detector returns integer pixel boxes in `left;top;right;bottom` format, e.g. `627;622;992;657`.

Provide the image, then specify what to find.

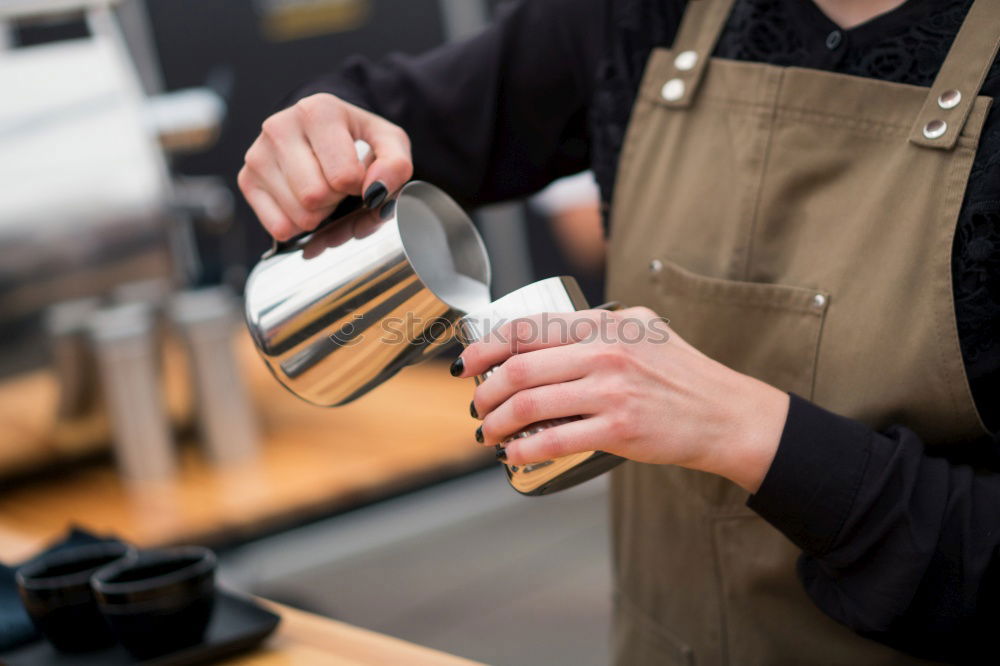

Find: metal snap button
923;119;948;139
674;50;698;71
938;89;962;110
811;293;827;309
649;259;663;274
661;79;685;102
825;30;842;50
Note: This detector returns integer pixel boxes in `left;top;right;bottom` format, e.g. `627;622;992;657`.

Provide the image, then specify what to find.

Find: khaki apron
605;0;1000;663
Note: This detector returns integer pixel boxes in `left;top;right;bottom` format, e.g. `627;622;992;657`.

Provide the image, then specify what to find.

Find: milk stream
435;273;492;315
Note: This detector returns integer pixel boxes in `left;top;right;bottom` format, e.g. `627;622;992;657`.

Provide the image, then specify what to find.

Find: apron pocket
644;259;828;399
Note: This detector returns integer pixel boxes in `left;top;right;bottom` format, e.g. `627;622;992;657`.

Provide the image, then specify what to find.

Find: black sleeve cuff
747;393;873;557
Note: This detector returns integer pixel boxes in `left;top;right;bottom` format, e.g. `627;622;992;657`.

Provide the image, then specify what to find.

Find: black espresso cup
91;546;216;659
15;542;134;652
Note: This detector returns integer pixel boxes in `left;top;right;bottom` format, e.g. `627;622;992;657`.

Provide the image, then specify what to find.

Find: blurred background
0;1;608;664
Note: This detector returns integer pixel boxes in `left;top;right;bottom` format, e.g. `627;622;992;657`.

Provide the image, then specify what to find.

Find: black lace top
591;0;1000;432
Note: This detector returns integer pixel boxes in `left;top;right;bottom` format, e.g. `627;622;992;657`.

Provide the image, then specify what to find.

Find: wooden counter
0;332;490;556
0;333;492;665
225;601;483;666
0;525;484;665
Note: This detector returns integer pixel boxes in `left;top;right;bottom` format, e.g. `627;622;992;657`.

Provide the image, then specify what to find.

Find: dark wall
146;0;605;298
144;0;448;283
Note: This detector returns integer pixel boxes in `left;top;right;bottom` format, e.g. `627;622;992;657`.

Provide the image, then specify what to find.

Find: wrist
705;372;790;493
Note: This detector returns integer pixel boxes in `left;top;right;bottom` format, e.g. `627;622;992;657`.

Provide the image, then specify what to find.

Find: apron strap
657;0;737;109
909;0;1000;150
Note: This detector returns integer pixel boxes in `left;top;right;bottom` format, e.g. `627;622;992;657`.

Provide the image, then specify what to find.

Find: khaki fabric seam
740;70;783;280
934;145;989;434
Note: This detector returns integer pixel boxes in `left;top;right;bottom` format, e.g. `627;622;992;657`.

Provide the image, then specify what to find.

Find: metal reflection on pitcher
244;181;491;406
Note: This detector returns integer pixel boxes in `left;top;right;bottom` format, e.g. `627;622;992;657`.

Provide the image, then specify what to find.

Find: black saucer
1;590;280;666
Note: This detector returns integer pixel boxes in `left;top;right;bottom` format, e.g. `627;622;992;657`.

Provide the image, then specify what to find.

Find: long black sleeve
290;0;606;207
749;394;1000;662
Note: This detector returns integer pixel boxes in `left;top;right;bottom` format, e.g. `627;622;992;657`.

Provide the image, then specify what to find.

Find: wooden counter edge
249;599;487;666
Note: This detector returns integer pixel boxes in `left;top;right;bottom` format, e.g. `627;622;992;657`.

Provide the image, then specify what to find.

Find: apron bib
605;0;1000;663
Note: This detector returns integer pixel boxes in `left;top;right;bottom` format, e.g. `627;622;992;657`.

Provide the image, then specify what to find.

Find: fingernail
495;446;507;463
363;181;388;209
475;426;484;444
470;400;479;419
450;357;464;377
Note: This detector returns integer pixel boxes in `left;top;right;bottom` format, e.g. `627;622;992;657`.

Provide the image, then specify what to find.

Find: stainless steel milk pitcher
244;181;492;406
244;181;623;494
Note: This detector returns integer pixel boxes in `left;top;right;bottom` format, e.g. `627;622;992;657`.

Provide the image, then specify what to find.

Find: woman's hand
456;307;790;493
238;93;413;241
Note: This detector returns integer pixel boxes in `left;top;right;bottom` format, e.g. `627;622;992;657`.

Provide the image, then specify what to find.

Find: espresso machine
0;0;251;480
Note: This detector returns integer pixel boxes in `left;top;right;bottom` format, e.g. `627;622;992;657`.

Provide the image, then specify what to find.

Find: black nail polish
475;426;484;444
363;181;388;209
495;446;507;463
450;357;464;377
470;400;479;419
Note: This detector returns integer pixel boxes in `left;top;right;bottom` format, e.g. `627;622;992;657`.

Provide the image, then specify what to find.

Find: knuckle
260;115;285;139
512;319;535;344
510;392;536;422
293;211;318;230
604;382;628;408
378;122;408;145
283;207;309;229
538;428;565;458
594;346;628;370
269;219;298;242
607;413;636;441
572;316;601;343
490;322;512;345
388;123;409;142
626;306;656;320
503;356;530;387
602;308;625;324
483;414;512;444
595;310;622;338
382;154;414;179
297;182;331;210
243;147;264;172
295;94;338;123
294;94;320;117
327;169;363;192
237;167;253;192
636;306;657;319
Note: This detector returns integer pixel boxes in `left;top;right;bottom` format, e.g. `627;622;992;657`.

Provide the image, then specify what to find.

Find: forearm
748;394;1000;661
